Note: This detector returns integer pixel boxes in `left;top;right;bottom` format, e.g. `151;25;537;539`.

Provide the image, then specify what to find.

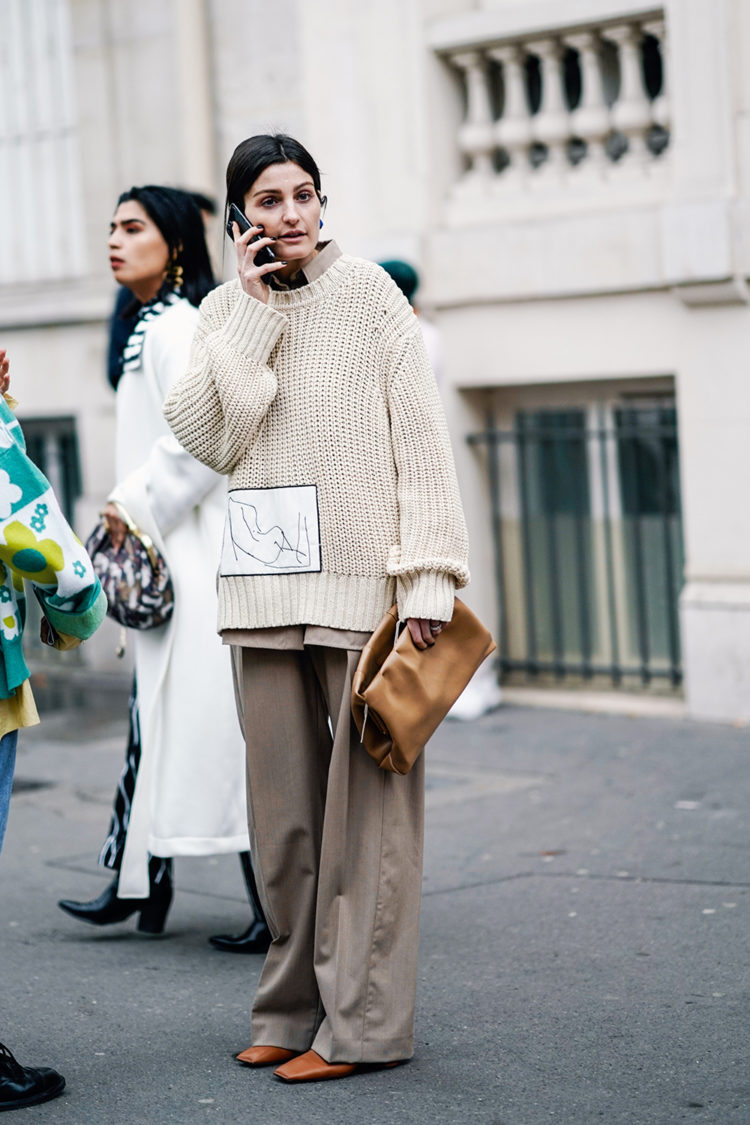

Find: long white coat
110;297;249;898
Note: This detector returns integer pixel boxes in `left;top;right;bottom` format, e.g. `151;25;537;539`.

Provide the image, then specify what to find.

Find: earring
319;219;324;229
166;258;184;291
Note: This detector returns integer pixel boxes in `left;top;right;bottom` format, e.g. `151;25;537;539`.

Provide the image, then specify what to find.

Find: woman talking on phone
164;135;469;1082
58;186;269;951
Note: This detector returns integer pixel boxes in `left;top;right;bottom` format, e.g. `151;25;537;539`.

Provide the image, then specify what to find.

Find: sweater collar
266;249;353;309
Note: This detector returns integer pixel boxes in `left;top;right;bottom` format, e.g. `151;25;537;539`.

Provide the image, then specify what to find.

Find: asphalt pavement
2;675;749;1125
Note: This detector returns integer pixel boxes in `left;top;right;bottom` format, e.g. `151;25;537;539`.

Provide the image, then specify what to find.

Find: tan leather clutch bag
351;598;497;775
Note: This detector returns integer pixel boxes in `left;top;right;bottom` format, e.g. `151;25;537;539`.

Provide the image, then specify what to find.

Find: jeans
0;730;18;856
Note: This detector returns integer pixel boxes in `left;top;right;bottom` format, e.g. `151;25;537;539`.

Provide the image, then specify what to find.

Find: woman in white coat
59;187;269;948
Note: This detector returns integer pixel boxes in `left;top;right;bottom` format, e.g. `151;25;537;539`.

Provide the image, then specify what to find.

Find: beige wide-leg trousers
232;642;425;1064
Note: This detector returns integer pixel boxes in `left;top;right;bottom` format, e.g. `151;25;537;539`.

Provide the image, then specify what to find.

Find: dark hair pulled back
225;134;324;221
116;185;215;308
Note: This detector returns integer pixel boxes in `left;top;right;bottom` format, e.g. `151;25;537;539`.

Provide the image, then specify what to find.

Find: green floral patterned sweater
0;397;106;699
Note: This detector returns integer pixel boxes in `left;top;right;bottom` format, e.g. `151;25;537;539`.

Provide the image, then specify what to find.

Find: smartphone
225;203;276;268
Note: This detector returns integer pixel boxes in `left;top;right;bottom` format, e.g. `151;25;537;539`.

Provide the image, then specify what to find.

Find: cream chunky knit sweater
163;253;469;633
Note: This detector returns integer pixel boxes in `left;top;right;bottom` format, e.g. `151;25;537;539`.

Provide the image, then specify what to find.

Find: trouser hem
310;1032;414;1065
250;1020;316;1055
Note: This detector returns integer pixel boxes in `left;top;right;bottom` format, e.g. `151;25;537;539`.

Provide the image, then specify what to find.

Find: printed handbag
351;598;496;775
85;505;174;632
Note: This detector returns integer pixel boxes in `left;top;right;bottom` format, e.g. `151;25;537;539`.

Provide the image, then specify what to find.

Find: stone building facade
1;0;749;721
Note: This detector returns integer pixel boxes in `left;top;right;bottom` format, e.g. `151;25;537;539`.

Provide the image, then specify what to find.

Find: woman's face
108;200;170;302
243;161;321;272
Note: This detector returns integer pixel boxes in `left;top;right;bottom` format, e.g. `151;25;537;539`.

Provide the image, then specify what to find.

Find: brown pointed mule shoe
274;1049;402;1083
236;1045;297;1067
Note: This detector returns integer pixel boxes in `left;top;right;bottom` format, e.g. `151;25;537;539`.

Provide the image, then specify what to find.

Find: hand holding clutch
351;598;496;775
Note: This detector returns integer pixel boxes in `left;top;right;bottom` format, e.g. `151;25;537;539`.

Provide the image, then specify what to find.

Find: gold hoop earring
166;259;184;291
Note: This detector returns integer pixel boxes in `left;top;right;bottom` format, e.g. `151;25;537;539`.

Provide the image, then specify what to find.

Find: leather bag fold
351;598;496;775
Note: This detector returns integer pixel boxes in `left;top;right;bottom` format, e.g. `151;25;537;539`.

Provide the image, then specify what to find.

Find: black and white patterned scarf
120;290;182;376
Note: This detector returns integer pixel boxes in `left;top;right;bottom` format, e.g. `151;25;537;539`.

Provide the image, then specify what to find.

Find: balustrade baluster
489;45;532;189
564;32;609;176
525;38;571;179
451;50;496;195
443;9;670;200
642;17;670;133
605;23;652;168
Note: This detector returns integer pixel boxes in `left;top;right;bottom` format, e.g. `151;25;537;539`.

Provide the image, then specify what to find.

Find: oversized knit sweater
163;253;469;633
0;397;106;700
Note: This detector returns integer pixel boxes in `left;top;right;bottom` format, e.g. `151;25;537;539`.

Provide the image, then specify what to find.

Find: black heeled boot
58;857;173;935
209;851;272;954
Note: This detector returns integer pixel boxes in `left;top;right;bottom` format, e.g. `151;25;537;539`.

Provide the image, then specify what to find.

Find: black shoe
209;919;272;954
0;1043;65;1111
209;851;272;953
58;861;173;935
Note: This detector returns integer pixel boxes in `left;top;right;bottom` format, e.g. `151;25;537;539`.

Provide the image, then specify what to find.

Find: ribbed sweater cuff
396;571;456;622
221;291;288;359
43;587;107;640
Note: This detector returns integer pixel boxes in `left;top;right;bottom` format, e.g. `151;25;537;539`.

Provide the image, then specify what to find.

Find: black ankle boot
208;919;271;953
209;852;272;954
58;860;173;935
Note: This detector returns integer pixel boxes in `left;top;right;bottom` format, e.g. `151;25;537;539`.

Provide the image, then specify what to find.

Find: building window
18;414;83;664
470;395;684;691
19;415;82;522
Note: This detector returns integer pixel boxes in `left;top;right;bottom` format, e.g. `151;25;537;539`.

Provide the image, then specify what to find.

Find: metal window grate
18;415;81;523
16;415;82;663
468;403;684;690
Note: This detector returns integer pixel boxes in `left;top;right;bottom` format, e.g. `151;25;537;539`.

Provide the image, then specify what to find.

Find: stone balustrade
442;11;669;198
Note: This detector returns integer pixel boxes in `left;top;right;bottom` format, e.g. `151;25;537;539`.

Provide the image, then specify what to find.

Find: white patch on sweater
221;485;321;576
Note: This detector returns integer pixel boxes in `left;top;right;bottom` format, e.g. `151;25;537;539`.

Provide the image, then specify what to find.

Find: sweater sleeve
0;403;106;643
163;285;288;475
110;434;222;541
385;325;470;622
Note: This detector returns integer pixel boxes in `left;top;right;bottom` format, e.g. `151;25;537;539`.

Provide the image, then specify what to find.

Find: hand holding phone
226;203;276;271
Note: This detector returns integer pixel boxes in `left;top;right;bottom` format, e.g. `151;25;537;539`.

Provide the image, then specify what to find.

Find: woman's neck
275;248;318;284
125;278;164;305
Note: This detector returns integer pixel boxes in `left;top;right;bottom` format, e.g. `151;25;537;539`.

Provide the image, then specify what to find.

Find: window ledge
0;278;113;330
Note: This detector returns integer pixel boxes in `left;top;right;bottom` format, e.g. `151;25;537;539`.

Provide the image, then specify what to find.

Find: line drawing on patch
229;497;311;569
220;485;321;576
